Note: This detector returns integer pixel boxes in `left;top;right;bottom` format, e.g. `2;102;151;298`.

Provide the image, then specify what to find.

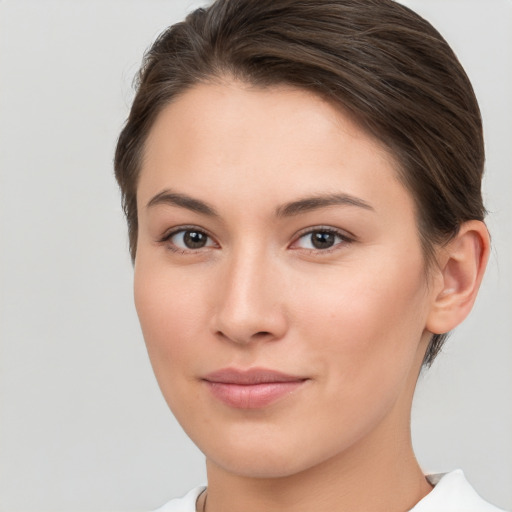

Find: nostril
253;331;272;339
215;329;275;345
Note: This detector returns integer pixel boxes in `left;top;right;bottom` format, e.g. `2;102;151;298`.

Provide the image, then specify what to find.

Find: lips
202;368;308;409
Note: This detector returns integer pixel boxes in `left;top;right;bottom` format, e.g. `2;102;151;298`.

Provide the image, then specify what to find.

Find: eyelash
158;226;354;254
159;225;217;254
291;226;354;254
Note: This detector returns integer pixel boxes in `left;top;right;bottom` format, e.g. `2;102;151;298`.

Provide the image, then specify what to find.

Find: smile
202;368;309;409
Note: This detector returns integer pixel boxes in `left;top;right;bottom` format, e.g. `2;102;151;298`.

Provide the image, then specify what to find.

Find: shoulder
411;470;507;512
152;487;206;512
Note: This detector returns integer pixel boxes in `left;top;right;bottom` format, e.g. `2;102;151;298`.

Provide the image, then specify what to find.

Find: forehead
143;80;391;164
138;81;412;219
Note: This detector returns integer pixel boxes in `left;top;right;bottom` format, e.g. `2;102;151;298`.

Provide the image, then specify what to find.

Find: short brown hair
114;0;486;365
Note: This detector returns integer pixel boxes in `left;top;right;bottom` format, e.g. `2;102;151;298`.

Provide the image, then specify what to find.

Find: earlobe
426;220;490;335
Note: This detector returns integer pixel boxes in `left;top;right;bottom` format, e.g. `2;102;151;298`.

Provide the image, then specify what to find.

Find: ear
426;220;490;335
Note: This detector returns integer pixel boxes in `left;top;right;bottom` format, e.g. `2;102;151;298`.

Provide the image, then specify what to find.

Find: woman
114;0;504;510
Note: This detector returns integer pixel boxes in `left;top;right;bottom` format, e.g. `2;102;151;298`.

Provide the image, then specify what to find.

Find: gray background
0;1;510;510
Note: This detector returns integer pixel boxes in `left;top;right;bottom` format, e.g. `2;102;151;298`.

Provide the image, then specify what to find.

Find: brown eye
293;228;351;251
168;229;215;250
183;230;208;248
310;231;336;249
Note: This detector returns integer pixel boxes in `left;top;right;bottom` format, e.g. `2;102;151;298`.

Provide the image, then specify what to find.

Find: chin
208;451;314;479
199;429;346;480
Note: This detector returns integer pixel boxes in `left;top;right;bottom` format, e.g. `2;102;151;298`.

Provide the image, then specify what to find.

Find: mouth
202;367;309;409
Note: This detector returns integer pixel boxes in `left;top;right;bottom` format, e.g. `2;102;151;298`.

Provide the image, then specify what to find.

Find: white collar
410;469;504;511
154;470;505;512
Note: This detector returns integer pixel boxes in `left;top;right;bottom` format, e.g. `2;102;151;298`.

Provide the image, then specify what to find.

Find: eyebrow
275;193;374;217
146;189;374;218
146;189;219;217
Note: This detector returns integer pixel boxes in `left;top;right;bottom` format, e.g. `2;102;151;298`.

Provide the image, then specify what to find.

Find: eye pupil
184;230;207;249
311;231;335;249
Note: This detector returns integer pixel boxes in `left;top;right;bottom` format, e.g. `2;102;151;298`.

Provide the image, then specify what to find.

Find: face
134;81;436;478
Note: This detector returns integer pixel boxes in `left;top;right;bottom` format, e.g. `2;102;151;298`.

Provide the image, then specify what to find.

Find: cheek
133;257;208;387
277;257;429;455
293;253;429;388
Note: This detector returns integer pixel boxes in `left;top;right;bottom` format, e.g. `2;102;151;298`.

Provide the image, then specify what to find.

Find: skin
133;81;489;512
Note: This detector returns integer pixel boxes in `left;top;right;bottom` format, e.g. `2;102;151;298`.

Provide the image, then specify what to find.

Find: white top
153;470;507;512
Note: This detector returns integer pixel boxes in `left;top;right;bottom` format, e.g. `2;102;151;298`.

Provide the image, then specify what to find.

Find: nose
210;250;288;345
